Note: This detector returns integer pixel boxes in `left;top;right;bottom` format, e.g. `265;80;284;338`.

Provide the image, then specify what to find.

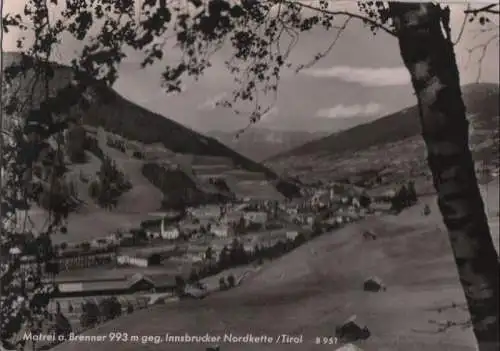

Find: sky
2;1;499;133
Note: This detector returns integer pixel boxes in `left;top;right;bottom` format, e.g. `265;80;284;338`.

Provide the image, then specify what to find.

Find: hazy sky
2;1;499;133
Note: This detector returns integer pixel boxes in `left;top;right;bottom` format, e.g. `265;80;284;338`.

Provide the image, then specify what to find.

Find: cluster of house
147;203;277;241
280;186;368;228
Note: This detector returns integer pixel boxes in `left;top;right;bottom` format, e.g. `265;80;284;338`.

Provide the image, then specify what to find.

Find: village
2;178;404;347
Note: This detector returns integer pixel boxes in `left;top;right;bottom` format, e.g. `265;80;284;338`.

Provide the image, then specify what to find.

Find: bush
359;193;372;208
66;124;87;163
84;135;105;160
188;269;199;283
99;297;122;322
218;277;227;291
407;180;418;205
132;150;144;159
88;180;100;199
87;156;131;209
79;301;100;328
175;275;186;295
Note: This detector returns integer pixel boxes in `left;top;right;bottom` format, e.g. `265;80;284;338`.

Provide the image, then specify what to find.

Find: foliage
205;246;214;261
50;311;72;340
174;275;186;295
98;297;122;322
65;123;87;163
391;181;418;213
132;150;144;159
188;268;200;283
227;274;236;288
80;241;91;251
218;277;228;291
407;180;418;205
359;193;372;209
88;155;132;209
130;228;148;244
84;135;105;160
79;300;100;329
423;204;431;216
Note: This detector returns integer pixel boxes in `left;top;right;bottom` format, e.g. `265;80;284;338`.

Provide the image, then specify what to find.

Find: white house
161;219;180;240
211;224;231;238
243;211;268;224
117;254;150;267
352;197;361;209
285;230;299;241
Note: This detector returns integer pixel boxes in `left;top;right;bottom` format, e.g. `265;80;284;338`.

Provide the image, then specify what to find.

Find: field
52;180;499;351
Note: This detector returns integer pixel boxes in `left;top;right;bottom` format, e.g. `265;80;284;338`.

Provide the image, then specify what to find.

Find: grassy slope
52;180;499;351
92;129;164;213
268;83;499;162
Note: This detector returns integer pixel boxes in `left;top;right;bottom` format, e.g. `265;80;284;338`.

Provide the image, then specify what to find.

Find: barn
363;276;385;292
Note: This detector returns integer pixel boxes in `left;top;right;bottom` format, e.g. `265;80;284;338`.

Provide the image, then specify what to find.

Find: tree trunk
389;3;499;350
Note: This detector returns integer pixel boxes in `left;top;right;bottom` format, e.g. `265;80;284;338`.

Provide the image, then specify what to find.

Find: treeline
184;233;308;291
79;297;127;328
88;156;132;209
106;136;126;153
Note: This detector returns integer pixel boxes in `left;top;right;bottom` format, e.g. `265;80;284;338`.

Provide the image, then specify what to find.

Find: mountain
2;52;279;178
266;83;499;188
206;128;329;161
2;52;299;243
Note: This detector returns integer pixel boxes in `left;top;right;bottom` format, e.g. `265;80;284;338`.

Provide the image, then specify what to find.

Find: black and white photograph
0;1;499;350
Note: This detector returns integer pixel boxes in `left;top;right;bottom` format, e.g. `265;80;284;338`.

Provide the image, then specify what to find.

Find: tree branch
464;4;500;15
282;0;397;37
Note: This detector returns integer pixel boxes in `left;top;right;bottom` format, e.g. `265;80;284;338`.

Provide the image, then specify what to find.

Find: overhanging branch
464;4;500;15
281;0;397;37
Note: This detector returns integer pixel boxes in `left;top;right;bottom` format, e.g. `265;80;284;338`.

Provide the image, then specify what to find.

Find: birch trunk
388;3;499;350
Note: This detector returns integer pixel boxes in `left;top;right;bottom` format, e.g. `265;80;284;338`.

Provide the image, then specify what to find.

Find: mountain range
265;83;499;189
206;129;329;161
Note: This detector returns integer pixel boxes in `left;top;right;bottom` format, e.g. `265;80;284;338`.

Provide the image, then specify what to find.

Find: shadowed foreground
52;182;499;351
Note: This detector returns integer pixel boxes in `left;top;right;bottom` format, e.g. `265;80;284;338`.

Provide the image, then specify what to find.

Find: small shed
363;276;386;292
335;315;371;343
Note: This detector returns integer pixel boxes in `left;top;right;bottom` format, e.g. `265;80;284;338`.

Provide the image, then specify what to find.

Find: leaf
188;0;203;7
230;5;245;18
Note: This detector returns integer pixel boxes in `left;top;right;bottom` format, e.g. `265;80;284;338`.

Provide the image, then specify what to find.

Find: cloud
301;66;411;87
260;107;278;121
316;102;383;119
198;92;228;110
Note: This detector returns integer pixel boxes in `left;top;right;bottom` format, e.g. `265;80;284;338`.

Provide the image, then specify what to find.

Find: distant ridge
267;83;499;162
